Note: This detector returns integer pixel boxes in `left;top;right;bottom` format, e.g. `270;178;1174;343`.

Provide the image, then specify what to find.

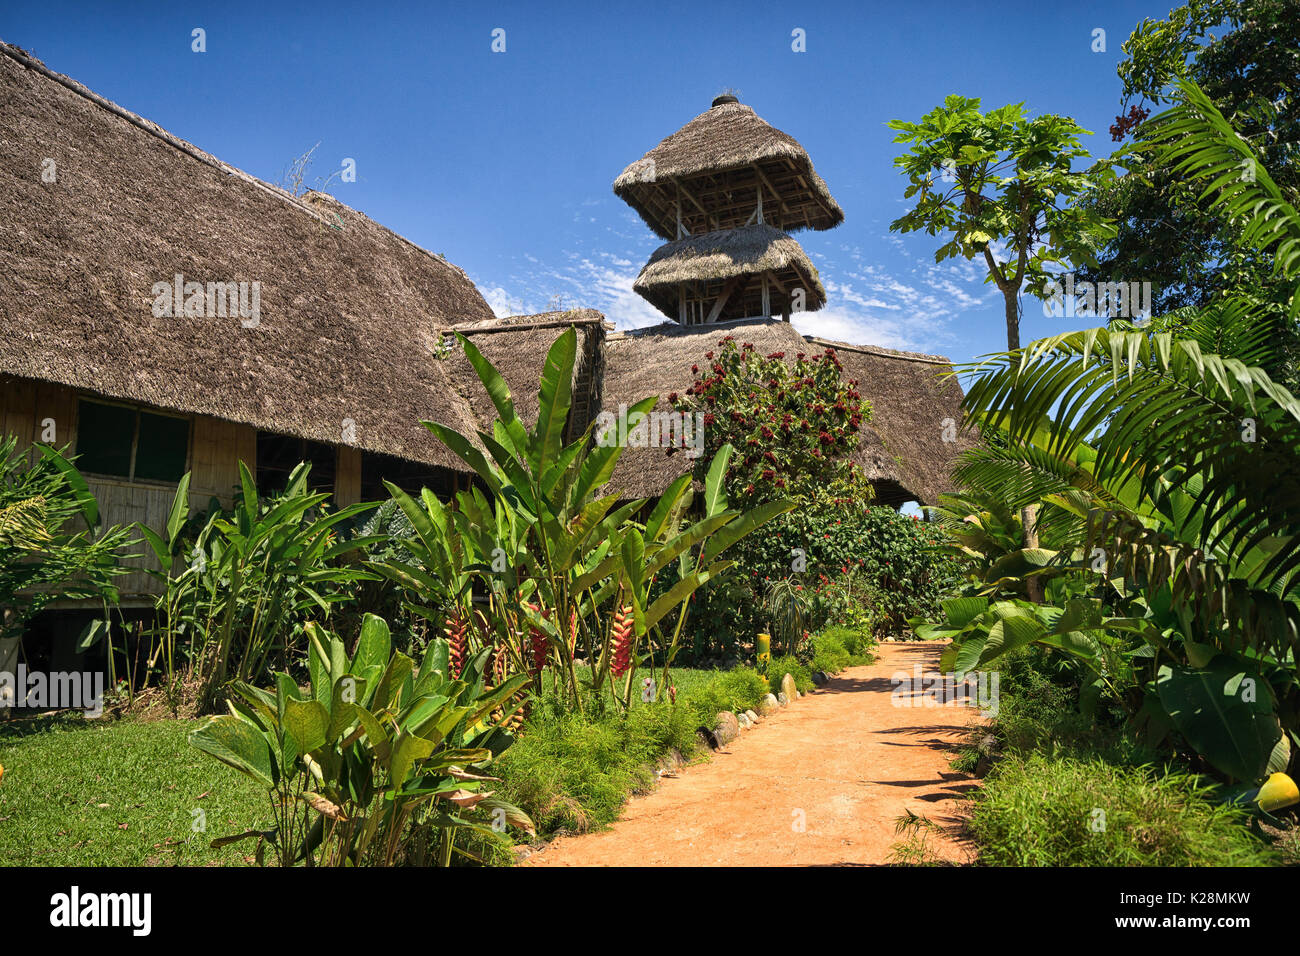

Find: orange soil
524;642;983;867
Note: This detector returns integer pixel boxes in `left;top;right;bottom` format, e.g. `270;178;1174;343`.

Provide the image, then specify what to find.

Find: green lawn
0;640;870;866
0;714;267;866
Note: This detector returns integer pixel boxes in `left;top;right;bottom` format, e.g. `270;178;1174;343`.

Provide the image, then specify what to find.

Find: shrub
691;506;961;655
817;625;874;660
683;668;769;725
673;336;873;505
769;655;814;693
969;753;1277;866
495;699;701;836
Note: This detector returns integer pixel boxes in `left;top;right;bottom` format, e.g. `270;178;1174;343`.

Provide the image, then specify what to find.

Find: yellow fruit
1255;772;1299;813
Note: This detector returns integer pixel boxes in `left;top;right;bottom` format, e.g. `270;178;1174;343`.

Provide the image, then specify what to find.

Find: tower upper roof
613;97;844;240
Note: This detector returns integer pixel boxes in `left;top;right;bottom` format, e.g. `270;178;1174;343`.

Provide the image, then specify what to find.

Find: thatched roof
447;311;606;438
633;224;825;321
0;41;498;471
803;336;979;507
601;319;972;505
613;97;845;241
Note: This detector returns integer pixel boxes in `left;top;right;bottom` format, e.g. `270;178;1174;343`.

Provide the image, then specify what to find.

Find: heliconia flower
444;611;469;679
610;605;634;677
525;602;549;677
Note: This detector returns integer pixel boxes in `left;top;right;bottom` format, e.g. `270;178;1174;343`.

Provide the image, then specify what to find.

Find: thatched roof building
0;41;498;477
616;95;843;327
1;39;970;597
634;225;826;323
613;95;844;239
602;318;973;506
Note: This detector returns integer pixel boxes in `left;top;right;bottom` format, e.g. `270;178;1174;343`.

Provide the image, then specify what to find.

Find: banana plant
141;461;382;710
414;329;793;714
189;613;532;866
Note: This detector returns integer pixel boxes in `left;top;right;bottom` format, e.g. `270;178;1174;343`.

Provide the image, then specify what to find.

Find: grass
0;665;775;863
969;752;1278;866
1;628;880;865
944;645;1289;866
0;713;266;866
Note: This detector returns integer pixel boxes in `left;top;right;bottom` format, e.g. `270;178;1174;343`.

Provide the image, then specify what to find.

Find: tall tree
888;98;1115;597
1078;0;1300;382
888;96;1115;349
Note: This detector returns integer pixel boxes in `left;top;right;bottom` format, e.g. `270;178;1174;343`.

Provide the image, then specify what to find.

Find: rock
781;673;798;701
758;693;779;715
696;727;719;750
713;711;740;744
811;671;830;687
737;713;751;729
777;691;789;706
744;709;760;724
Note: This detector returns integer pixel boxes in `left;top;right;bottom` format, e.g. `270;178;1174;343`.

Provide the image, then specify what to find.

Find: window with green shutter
74;399;190;483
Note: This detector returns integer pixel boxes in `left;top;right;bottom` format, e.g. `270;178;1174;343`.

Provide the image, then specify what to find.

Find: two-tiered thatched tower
615;93;842;325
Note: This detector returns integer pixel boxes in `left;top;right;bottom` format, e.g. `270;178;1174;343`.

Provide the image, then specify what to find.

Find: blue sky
3;0;1180;367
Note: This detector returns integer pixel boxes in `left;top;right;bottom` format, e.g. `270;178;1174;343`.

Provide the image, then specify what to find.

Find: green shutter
74;401;134;478
134;412;190;482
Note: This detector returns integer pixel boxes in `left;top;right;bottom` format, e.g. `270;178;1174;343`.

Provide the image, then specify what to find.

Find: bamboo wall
2;376;253;602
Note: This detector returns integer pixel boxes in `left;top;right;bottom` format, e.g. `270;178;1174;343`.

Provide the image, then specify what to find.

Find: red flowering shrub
663;335;960;657
673;337;874;505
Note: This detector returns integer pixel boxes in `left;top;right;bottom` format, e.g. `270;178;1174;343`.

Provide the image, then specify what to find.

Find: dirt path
525;642;983;867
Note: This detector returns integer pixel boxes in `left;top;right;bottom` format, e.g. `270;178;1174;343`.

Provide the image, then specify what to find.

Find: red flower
610;605;634;678
667;391;678;403
767;351;785;360
444;611;469;678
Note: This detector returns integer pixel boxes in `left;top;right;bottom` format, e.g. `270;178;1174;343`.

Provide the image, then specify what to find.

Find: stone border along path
524;642;983;867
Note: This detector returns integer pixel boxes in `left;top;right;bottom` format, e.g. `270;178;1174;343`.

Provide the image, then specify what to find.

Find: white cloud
474;227;1000;352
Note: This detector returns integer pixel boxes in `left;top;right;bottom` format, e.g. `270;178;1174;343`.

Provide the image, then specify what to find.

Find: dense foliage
0;438;131;649
673;336;873;503
920;82;1300;802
